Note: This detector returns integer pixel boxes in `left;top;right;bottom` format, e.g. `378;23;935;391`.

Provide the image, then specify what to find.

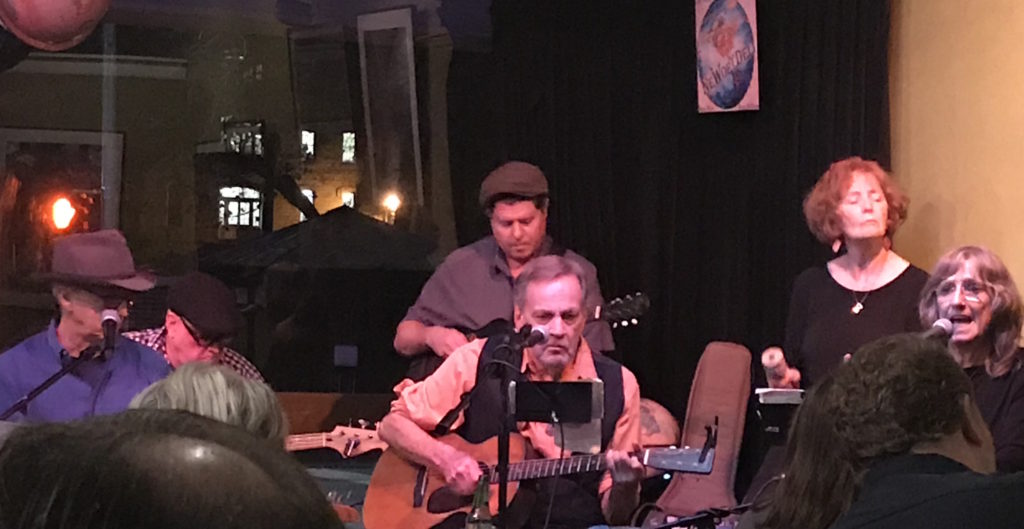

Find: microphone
101;309;121;355
923;318;953;340
515;325;549;348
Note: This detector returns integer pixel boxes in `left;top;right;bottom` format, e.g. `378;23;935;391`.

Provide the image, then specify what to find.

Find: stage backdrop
445;0;891;446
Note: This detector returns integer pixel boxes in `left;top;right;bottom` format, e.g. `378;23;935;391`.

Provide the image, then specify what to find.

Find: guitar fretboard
286;433;332;451
484;452;608;482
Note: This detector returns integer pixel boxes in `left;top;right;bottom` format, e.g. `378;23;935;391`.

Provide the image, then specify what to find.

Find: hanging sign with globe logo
696;0;759;112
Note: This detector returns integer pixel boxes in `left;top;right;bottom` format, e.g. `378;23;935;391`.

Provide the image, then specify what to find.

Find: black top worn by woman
966;359;1024;473
784;265;929;388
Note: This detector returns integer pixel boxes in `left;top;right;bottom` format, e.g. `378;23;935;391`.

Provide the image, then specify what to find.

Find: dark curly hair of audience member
803;156;909;245
0;409;344;529
831;334;973;461
758;334;974;529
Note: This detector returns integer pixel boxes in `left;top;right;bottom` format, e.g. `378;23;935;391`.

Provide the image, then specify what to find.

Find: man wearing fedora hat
124;272;264;381
0;230;171;422
393;161;614;380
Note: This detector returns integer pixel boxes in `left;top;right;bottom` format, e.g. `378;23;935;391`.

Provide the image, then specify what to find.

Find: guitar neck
286;432;330;452
488;451;620;482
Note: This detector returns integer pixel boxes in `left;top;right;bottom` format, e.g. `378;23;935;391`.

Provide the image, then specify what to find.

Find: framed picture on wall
695;0;760;113
357;7;424;208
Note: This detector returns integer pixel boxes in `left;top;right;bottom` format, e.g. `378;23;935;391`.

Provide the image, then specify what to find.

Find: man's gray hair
512;255;587;310
130;363;288;442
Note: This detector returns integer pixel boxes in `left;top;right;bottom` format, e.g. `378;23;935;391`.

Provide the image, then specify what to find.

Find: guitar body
363;433;527;529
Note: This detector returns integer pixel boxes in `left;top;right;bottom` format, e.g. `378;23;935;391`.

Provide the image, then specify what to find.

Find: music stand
753;388;804;445
494;376;598;528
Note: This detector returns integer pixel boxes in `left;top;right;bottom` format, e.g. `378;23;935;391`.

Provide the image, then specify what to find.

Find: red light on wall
51;196;76;230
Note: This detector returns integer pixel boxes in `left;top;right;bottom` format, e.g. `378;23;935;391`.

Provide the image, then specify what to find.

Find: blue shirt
0;323;171;423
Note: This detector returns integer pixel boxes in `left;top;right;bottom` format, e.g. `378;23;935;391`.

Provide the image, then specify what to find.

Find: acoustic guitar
362;432;711;529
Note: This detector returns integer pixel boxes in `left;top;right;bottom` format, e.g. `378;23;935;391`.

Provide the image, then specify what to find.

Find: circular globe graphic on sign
697;0;755;109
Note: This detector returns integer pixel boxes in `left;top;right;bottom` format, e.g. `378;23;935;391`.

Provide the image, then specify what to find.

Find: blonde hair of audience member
131;363;288;442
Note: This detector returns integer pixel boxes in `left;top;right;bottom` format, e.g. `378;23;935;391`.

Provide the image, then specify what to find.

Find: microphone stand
495;340;519;529
493;327;536;529
0;346;103;420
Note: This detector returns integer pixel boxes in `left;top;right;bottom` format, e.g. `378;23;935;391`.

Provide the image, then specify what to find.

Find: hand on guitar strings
425;326;471;358
605;444;645;485
436;443;483;495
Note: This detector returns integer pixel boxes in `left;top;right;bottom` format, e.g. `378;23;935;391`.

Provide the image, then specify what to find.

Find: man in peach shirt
379;255;643;528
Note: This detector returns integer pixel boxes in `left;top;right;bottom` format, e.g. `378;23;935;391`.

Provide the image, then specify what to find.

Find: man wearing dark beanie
393;161;614;380
125;272;263;381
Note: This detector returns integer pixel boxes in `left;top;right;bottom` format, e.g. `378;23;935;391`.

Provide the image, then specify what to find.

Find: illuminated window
341;131;356;163
218;186;262;227
301;130;315;159
300;188;315;221
221;120;264;156
340;190;355;208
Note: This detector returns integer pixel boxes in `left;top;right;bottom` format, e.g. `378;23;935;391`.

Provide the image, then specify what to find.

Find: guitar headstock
323;424;387;457
600;292;650;328
642;446;714;475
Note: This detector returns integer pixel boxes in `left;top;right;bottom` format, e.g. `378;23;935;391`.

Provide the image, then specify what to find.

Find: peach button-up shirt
391;338;641;494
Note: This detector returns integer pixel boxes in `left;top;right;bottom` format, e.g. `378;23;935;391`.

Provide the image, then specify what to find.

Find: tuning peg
358;419;370;429
631;318;638;325
621;321;629;327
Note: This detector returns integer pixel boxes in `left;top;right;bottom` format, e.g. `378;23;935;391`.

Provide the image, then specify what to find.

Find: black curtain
447;0;891;421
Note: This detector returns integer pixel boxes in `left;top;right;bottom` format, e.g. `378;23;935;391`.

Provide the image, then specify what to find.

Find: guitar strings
541;415;565;529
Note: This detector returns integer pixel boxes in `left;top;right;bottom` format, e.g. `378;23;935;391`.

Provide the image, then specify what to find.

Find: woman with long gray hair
918;245;1024;471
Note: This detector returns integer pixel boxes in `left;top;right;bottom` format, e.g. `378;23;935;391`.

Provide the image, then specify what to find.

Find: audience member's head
762;334;994;529
130;363;287;443
828;334;991;469
0;409;341;529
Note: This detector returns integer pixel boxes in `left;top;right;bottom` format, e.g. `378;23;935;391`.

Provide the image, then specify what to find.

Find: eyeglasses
936;279;990;302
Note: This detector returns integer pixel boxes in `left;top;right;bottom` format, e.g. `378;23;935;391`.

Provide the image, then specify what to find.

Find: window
300;188;315;221
340;190;355;208
301;130;315;159
219;186;262;227
341;131;356;163
221;120;264;157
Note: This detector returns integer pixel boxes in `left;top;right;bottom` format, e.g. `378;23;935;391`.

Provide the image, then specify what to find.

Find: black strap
433;388;474;436
433;335;520;436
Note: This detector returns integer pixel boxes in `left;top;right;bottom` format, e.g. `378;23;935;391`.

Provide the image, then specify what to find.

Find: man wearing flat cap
0;230;171;422
394;161;614;379
125;272;264;381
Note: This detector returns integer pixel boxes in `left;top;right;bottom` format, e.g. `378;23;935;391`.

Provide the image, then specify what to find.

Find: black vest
456;336;625;529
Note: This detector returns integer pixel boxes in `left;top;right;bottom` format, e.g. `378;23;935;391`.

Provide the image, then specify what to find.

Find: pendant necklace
851;291;870;315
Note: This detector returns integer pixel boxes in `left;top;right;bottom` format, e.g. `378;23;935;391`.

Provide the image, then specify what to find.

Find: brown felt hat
35;229;155;292
478;161;549;208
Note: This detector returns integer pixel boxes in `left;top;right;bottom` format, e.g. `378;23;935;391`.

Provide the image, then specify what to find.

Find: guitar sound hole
426;487;472;514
